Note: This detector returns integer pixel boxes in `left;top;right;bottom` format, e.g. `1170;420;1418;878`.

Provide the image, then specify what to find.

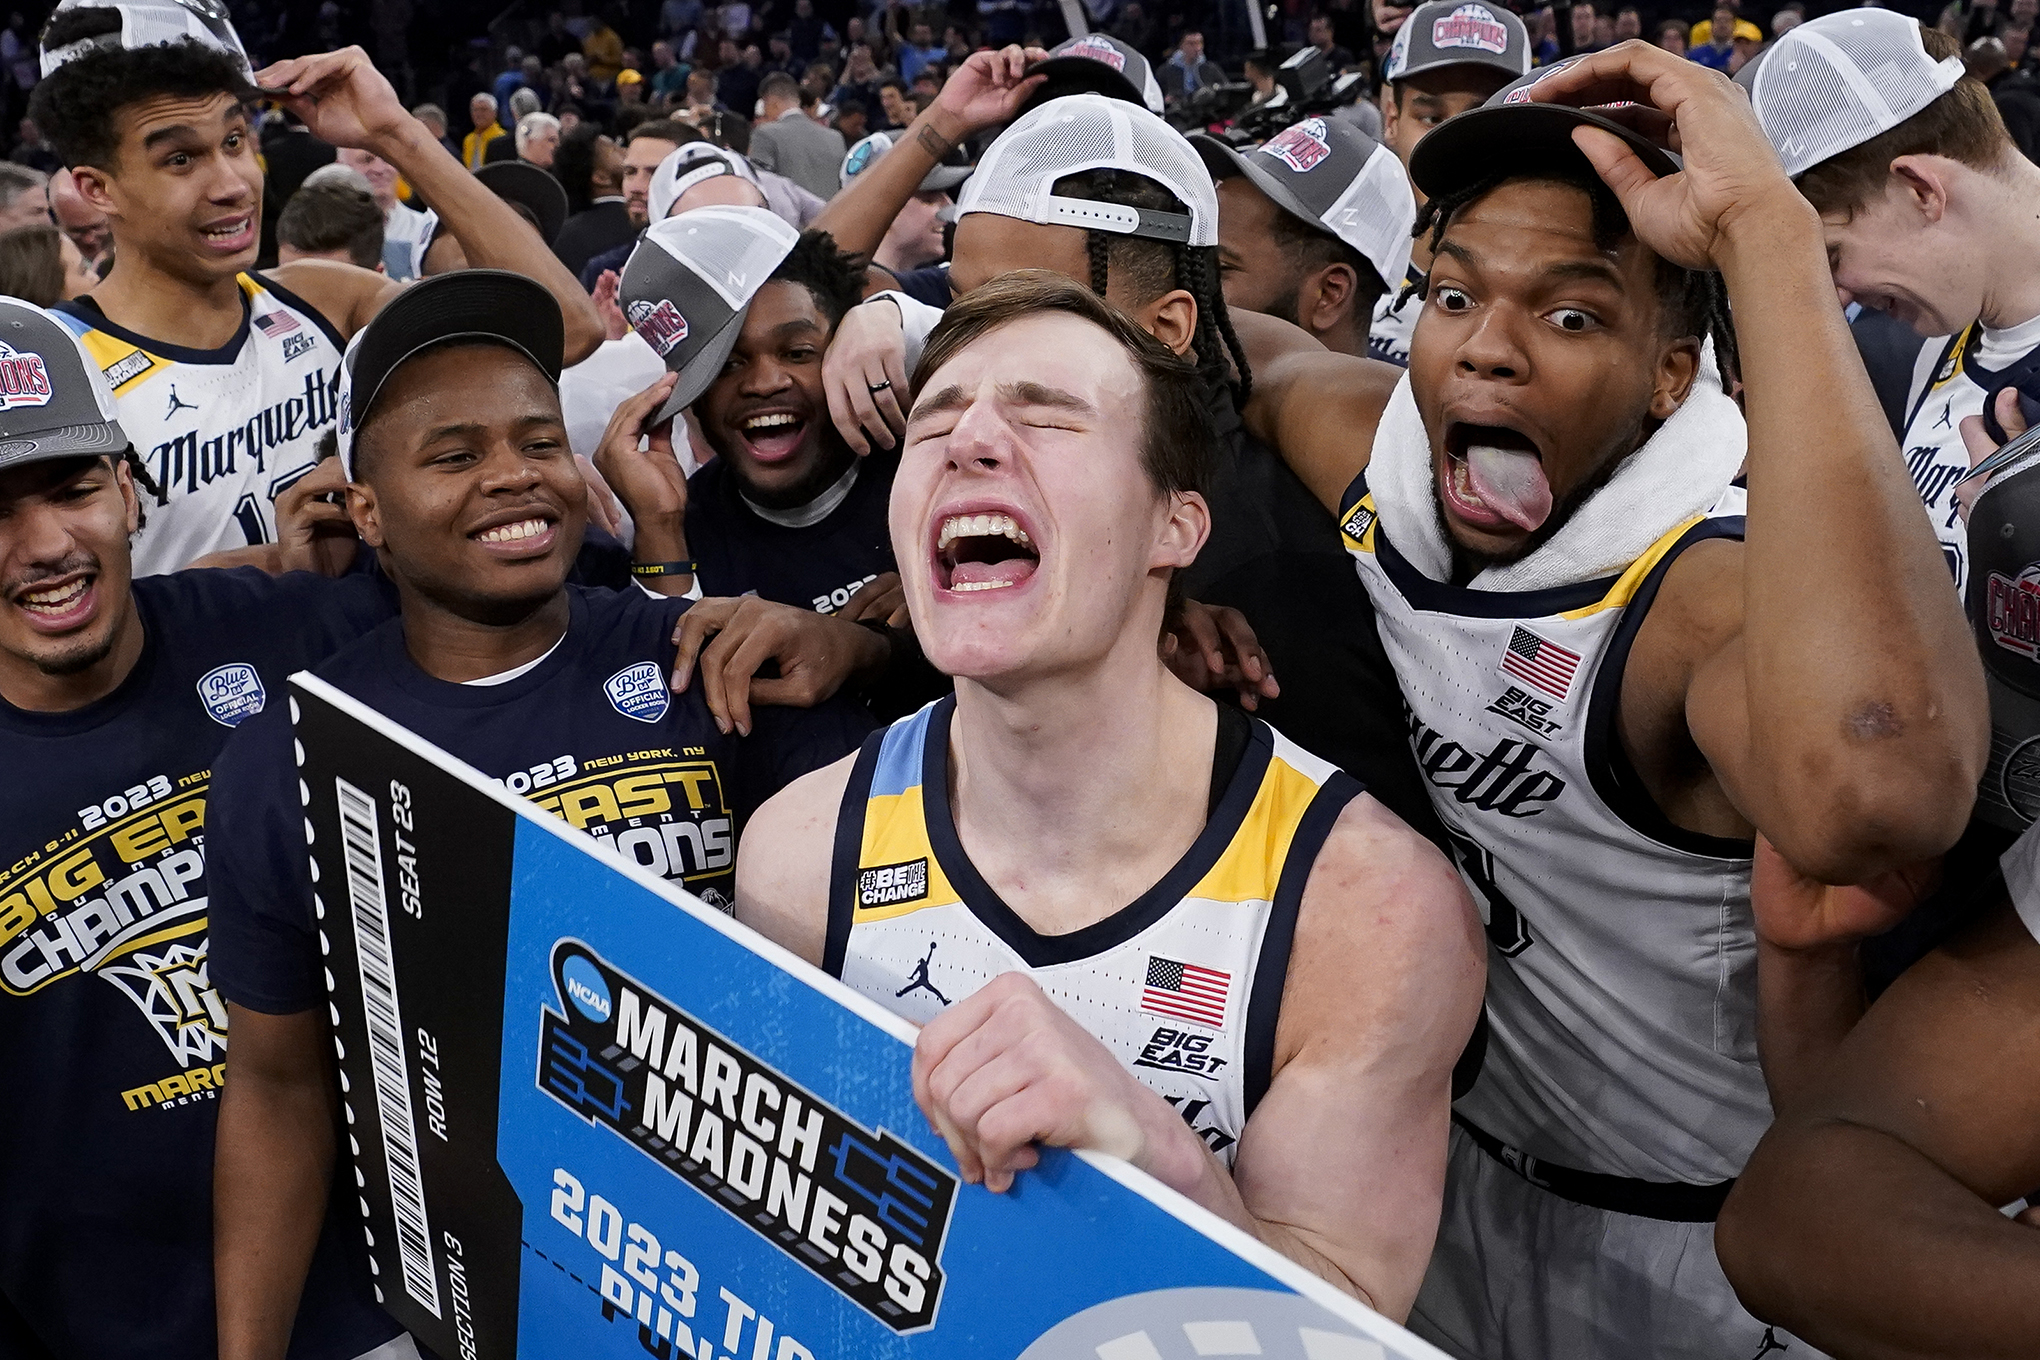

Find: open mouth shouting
1441;421;1553;535
198;213;257;255
469;509;560;560
8;570;98;634
734;408;808;465
935;509;1039;594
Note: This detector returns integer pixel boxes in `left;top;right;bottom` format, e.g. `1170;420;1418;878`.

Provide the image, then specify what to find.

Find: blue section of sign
490;822;1373;1359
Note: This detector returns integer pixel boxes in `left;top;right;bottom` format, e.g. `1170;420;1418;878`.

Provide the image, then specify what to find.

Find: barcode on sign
335;778;442;1319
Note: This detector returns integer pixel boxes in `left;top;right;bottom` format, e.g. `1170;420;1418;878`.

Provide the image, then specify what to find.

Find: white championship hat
1742;9;1967;178
956;93;1218;248
40;0;252;79
646;143;760;224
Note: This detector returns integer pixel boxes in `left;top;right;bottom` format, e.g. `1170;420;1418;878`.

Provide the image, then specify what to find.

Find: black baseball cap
1023;33;1165;115
1408;57;1679;204
336;270;565;479
476;159;570;245
0;300;129;474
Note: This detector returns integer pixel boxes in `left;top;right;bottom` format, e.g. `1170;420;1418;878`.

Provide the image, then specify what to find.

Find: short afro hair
769;230;868;330
30;35;256;171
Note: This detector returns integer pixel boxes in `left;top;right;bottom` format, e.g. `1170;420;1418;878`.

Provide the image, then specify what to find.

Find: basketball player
1368;0;1531;367
1744;11;2040;599
207;271;871;1360
735;272;1486;1317
1221;41;1988;1358
0;297;394;1358
30;20;602;574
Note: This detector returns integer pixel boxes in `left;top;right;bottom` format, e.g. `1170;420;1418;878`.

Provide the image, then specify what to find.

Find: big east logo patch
1989;564;2040;659
1064;35;1126;70
627;298;690;357
0;342;52;411
1433;3;1510;53
1263;119;1332;172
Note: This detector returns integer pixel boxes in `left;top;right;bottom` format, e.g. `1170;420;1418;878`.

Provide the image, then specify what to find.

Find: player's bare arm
734;751;860;964
213;1005;340;1360
256;48;605;364
1716;901;2040;1358
908;796;1482;1316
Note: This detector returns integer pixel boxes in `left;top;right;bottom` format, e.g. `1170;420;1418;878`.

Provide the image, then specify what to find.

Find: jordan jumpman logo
1751;1327;1790;1358
164;385;197;417
895;940;950;1006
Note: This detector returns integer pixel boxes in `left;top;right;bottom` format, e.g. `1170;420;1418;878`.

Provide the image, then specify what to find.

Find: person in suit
748;71;845;200
551;126;636;276
1159;30;1225;106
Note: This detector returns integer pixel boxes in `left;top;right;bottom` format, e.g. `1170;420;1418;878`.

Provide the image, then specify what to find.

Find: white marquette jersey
1899;311;2040;600
1368;261;1425;368
1342;477;1767;1184
55;274;345;577
827;696;1361;1165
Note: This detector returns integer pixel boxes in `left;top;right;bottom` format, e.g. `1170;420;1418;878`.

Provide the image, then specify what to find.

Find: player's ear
1650;336;1701;421
1153;489;1209;571
69;165;117;217
1140;290;1197;357
347;482;385;548
113;457;139;535
1306;263;1356;333
1889;155;1952;226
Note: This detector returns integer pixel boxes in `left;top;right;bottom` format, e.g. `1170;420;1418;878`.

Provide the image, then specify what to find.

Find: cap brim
0;419;129;473
653;313;745;426
352;271;566;438
1389;52;1524;85
918;164;971;193
476;162;570;244
1408;102;1678;203
1190;134;1333;242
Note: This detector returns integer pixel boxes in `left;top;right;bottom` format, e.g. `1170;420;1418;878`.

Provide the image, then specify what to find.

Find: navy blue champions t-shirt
686;450;897;614
208;582;874;1018
0;567;398;1360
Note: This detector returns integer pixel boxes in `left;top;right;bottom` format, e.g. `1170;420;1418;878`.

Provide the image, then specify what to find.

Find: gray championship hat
840;131;972;194
0;301;129;473
619;204;800;425
1408;57;1679;204
41;0;252;79
1384;1;1532;86
958;93;1218;248
1740;9;1965;178
335;270;565;480
1023;33;1166;116
646;142;761;223
1192;117;1416;294
1969;451;2040;829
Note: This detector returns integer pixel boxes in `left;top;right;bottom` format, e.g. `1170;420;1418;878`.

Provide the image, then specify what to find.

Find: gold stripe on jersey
853;781;959;924
72;328;164;395
1188;756;1327;904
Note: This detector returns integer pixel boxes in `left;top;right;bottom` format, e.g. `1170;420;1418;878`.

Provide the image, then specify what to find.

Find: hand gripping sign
289;674;1446;1360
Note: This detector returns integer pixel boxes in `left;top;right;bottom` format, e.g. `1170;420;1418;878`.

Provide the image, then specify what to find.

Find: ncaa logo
1987;563;2040;659
196;662;266;727
1433;3;1510;53
627;298;690;357
605;661;670;723
0;342;52;412
1065;35;1127;71
560;950;612;1022
1263;119;1332;173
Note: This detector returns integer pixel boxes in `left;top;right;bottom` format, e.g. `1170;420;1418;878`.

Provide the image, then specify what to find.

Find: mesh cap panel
957;93;1217;246
648;143;760;222
1320;146;1416;290
41;0;251;77
1749;10;1966;177
642;204;798;312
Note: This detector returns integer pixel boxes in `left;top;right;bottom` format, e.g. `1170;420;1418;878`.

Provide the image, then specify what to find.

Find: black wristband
630;560;696;578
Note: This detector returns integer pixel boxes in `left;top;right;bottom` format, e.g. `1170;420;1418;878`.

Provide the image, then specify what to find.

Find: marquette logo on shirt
196;662;266;727
538;941;957;1332
1987;564;2040;660
858;857;929;909
605;662;670;723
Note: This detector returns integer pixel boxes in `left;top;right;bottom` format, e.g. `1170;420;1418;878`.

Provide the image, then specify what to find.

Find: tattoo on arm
916;124;956;158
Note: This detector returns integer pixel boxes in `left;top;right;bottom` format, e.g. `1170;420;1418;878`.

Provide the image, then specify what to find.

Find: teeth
19;578;87;611
949;580;1014;592
937;513;1033;551
476;518;548;544
744;413;800;432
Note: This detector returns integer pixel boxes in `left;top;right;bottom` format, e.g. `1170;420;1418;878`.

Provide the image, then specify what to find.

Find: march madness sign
291;675;1444;1360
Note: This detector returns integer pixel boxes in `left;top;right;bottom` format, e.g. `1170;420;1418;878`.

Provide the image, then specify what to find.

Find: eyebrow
416;413;563;446
1434;239;1627;290
907;379;1094;427
140;123;207;151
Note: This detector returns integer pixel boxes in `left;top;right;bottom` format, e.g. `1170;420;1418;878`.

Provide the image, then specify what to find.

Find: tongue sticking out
949;557;1037;591
1464;444;1554;532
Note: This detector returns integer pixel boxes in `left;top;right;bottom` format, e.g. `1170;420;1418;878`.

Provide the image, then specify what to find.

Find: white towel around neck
1366;349;1747;591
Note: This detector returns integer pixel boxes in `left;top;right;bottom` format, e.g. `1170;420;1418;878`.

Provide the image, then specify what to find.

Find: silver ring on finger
867;379;892;394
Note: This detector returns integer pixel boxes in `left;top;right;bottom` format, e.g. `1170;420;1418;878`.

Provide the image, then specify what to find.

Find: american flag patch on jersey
1501;625;1581;702
254;310;300;338
1141;956;1230;1028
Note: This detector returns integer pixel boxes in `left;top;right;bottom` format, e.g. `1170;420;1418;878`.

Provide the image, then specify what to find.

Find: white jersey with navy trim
54;273;345;577
1899;311;2040;601
1368;261;1425;368
825;696;1362;1166
1342;476;1767;1185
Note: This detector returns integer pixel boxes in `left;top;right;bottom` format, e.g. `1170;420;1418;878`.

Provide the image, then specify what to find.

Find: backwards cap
335;271;564;480
619;205;799;425
1384;1;1532;85
1193;118;1415;294
1743;10;1965;178
0;300;128;472
957;93;1217;248
40;0;251;79
647;143;760;224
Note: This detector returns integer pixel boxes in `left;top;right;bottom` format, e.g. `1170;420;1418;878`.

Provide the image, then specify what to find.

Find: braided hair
1407;167;1740;392
1050;168;1252;410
